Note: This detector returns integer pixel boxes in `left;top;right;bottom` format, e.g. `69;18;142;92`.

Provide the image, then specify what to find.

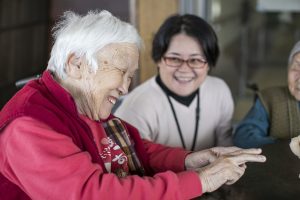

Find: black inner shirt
156;75;198;106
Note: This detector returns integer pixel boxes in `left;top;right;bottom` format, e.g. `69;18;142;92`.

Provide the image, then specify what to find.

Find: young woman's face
157;33;209;96
75;43;139;120
288;52;300;101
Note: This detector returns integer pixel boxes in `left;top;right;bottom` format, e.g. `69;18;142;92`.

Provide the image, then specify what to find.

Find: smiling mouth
174;76;194;83
295;83;300;91
108;96;117;105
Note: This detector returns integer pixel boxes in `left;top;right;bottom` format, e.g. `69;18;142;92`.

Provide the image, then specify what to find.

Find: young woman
116;14;234;151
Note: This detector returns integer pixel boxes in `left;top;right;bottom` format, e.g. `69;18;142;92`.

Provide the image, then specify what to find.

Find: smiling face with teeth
61;43;139;121
157;33;209;96
288;52;300;101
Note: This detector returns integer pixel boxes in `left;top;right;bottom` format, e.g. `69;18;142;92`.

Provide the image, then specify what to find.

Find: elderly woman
115;14;234;151
233;41;300;148
0;10;265;200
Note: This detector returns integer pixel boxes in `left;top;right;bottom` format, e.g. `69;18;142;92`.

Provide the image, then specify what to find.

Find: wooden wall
0;0;178;107
0;0;50;107
0;0;130;108
135;0;179;83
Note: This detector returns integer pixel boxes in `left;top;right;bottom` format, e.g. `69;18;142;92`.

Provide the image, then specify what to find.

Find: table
198;140;300;200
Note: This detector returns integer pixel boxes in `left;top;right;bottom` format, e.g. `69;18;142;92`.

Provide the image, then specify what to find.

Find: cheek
88;80;109;105
159;66;175;82
109;75;123;89
288;72;297;86
97;73;123;90
196;70;208;82
79;80;97;99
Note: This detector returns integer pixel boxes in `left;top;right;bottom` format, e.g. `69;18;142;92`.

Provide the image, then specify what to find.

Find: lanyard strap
166;90;200;151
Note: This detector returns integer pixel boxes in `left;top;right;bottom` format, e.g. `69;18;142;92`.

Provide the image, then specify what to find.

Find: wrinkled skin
288;52;300;101
57;43;139;121
185;146;266;193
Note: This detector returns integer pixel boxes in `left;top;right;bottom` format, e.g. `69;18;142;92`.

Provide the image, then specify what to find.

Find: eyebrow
114;65;138;75
166;52;205;57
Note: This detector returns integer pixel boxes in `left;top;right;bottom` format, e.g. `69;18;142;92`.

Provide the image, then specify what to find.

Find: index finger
230;153;266;165
228;148;263;156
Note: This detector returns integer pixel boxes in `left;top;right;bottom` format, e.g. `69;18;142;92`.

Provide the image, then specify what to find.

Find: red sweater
0;70;202;199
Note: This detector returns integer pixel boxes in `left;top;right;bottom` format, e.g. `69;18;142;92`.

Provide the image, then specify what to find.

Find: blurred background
1;0;300;122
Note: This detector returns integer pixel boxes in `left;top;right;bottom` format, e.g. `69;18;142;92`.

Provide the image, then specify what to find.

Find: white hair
47;10;142;79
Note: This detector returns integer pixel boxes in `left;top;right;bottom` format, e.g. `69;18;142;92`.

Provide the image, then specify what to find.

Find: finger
212;146;242;155
227;148;263;156
239;148;262;155
230;154;266;165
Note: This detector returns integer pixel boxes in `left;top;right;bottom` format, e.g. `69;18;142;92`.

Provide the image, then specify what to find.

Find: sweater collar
155;75;198;106
41;70;79;115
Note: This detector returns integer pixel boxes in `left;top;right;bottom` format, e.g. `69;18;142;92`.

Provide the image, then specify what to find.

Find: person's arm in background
233;98;276;148
215;82;234;146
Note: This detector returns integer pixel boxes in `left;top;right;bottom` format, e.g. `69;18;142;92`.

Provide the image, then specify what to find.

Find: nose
178;61;191;71
118;76;130;95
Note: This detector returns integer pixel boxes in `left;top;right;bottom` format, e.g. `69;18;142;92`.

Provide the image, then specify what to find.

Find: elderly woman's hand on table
185;146;245;169
185;147;266;193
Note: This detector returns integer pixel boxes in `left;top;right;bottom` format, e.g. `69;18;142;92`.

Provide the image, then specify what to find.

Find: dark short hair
152;14;219;67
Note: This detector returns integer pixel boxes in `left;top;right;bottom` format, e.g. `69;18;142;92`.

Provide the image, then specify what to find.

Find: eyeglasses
163;56;207;69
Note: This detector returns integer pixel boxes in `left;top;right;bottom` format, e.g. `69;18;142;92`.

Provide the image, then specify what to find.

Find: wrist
198;169;209;193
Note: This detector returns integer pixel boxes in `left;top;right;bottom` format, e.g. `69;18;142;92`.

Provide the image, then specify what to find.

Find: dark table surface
197;140;300;200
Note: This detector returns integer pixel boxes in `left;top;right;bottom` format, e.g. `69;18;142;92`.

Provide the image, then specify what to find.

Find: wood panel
0;0;49;107
135;0;179;83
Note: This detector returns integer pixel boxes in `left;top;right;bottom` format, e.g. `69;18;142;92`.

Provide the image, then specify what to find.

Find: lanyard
166;90;200;151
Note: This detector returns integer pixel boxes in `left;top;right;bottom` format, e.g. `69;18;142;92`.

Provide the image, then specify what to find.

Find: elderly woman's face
157;33;209;96
75;43;139;120
288;52;300;101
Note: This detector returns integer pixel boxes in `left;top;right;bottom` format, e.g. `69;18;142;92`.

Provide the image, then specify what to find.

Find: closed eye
168;57;182;63
189;58;206;64
114;67;126;74
291;62;300;71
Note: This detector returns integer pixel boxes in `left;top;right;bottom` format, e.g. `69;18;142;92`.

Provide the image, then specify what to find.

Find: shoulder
259;86;288;96
202;76;232;97
257;86;289;103
257;86;291;113
202;76;234;109
203;76;230;90
1;116;63;149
